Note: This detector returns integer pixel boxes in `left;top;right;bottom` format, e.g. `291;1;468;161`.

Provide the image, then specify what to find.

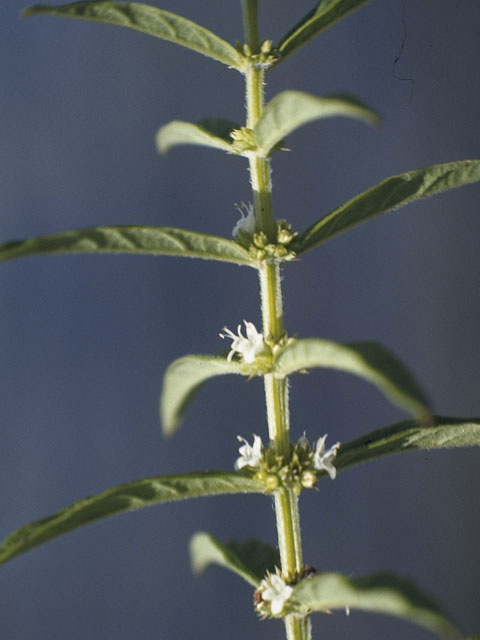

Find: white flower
313;434;341;480
235;434;263;470
261;574;293;616
219;320;265;363
232;201;256;237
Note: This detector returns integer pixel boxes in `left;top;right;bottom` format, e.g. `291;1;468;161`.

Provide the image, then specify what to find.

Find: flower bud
253;231;267;248
265;474;280;493
274;245;289;259
301;470;318;489
265;243;276;255
261;40;273;54
250;246;265;260
254;469;267;483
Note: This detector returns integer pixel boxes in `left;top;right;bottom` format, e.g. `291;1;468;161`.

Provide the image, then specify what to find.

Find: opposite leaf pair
2;416;478;567
3;161;480;268
191;532;461;638
23;1;380;73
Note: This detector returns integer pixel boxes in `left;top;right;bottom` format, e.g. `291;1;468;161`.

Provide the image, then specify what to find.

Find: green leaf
296;160;480;254
0;472;262;566
190;532;279;587
23;2;246;71
276;0;375;63
336;415;480;472
161;355;254;435
0;226;255;267
156;118;238;154
253;91;379;157
274;339;429;418
292;572;460;639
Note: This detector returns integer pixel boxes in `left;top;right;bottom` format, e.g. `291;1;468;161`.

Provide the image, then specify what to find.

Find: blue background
1;1;479;639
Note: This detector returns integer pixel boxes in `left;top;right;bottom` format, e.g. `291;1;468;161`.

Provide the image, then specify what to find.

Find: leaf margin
336;415;480;473
275;0;375;64
0;225;256;268
274;338;429;419
23;1;246;71
190;532;279;587
156;118;238;154
296;160;480;254
253;90;380;157
161;354;260;436
0;471;263;566
292;571;460;640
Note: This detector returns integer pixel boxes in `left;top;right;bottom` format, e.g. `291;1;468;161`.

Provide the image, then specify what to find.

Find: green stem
242;7;309;640
258;263;283;342
245;66;276;240
241;0;259;52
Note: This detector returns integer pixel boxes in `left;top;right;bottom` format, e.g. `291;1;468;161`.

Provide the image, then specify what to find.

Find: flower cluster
254;565;320;619
231;202;298;263
230;127;257;156
234;432;341;493
238;39;280;71
247;219;298;262
254;572;293;618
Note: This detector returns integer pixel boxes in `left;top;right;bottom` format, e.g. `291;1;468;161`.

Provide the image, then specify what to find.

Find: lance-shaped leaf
23;2;246;71
336;415;480;473
274;339;429;418
276;0;375;63
190;532;279;587
161;355;258;435
0;226;255;267
253;91;379;157
296;160;480;254
0;472;262;566
292;572;460;639
156;118;238;154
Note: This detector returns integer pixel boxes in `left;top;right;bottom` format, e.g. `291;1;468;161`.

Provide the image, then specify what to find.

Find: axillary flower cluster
255;571;294;618
254;565;320;619
232;202;298;262
235;432;340;494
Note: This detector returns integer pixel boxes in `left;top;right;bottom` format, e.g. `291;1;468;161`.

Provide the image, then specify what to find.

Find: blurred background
1;1;479;638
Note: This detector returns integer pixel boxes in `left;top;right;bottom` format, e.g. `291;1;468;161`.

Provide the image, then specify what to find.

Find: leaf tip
21;4;43;19
161;424;176;438
189;532;208;575
155;129;169;155
159;409;176;438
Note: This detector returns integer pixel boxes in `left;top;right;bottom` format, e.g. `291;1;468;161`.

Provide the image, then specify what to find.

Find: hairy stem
243;7;309;640
245;66;276;241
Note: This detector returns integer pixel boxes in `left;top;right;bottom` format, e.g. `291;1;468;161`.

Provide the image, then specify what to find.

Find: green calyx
230;127;257;154
236;219;298;263
238;39;280;70
251;437;324;494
